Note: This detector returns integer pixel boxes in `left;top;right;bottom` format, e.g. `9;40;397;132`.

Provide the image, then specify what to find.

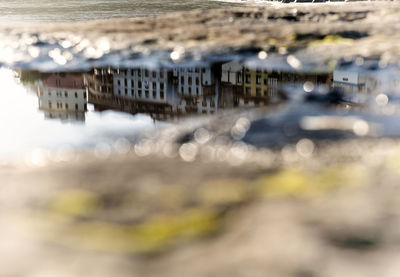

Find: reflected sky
0;68;158;158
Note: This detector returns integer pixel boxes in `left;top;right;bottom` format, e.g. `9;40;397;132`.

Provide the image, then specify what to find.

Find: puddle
2;53;400;161
2;4;400;277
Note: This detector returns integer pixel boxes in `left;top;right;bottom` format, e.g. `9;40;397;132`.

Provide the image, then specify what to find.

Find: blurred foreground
2;137;400;277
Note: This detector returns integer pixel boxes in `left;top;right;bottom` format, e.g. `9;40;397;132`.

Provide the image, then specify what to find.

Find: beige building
37;73;87;121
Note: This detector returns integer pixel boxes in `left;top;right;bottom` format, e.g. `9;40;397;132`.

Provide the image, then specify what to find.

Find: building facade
37;73;87;121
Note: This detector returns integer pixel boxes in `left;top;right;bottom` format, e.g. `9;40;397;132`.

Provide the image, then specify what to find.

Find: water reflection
37;72;87;121
8;56;400;157
18;57;400;122
333;60;400;106
82;62;334;121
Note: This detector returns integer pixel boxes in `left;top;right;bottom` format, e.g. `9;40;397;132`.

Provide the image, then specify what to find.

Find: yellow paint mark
257;165;367;198
26;208;220;254
309;35;354;47
49;189;100;217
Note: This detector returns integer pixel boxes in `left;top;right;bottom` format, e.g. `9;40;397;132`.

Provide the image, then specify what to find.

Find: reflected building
333;68;375;94
333;68;400;95
242;67;280;106
84;67;115;110
23;58;400;127
114;68;172;105
221;61;244;108
173;66;219;115
333;61;400;96
86;65;220;120
86;67;177;120
222;62;332;107
243;68;332;105
221;62;280;108
84;61;334;121
37;73;87;121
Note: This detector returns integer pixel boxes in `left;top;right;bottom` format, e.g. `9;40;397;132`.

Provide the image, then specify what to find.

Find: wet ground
3;2;400;277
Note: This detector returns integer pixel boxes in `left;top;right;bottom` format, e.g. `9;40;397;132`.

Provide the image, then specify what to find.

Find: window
152;72;156;78
48;101;52;109
237;72;242;83
256;88;261;97
246;87;251;97
75;104;78;110
138;90;142;97
245;74;251;83
138;81;142;88
160;83;164;90
145;91;149;98
160;71;164;78
153;90;156;98
256;75;261;85
75;92;78;98
65;103;69;109
65;92;68;97
160;91;164;99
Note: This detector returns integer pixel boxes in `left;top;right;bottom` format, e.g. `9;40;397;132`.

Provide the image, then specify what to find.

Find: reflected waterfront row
18;58;400;123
